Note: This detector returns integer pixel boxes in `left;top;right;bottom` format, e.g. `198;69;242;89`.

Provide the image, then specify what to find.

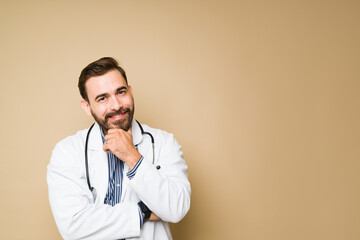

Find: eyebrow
94;93;108;101
94;86;128;101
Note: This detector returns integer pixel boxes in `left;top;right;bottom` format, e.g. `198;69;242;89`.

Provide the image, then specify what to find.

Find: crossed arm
47;129;190;239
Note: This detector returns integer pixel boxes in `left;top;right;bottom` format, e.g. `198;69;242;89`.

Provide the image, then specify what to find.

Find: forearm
128;159;191;223
47;166;140;240
54;203;140;240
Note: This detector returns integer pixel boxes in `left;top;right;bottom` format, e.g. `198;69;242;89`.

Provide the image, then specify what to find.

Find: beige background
0;0;359;239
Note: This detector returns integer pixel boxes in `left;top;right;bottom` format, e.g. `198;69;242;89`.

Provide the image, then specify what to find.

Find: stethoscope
84;120;155;199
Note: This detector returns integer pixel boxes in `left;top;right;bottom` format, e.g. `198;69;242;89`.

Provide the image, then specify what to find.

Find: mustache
105;108;130;119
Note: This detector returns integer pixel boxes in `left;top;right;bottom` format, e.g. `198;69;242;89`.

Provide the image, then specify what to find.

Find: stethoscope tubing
85;123;95;193
84;120;154;194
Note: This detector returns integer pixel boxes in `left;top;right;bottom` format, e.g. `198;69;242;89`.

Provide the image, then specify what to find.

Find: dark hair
78;57;128;101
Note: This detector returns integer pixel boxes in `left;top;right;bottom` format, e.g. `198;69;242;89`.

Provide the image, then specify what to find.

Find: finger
104;132;120;141
103;136;113;148
103;142;109;152
108;128;124;134
149;213;161;221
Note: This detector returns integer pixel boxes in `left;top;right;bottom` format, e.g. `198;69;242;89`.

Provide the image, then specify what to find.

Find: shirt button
116;184;120;187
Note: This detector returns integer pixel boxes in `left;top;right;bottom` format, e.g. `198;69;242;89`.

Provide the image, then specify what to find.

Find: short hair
78;57;128;101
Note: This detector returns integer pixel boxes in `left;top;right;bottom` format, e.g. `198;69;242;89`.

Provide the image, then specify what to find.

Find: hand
143;212;161;221
149;213;161;221
103;128;141;169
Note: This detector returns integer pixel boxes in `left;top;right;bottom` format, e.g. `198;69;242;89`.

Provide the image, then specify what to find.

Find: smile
108;113;126;121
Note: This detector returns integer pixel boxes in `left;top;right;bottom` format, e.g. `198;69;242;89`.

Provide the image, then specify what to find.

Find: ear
81;99;92;116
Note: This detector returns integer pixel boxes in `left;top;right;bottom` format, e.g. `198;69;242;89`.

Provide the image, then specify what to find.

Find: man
47;57;191;240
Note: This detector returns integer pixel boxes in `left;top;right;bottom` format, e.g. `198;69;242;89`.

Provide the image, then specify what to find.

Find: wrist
138;202;151;222
126;151;142;170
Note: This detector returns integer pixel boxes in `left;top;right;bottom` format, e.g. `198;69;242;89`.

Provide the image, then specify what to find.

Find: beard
91;105;135;132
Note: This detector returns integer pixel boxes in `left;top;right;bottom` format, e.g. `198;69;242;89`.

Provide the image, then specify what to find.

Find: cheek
125;99;133;107
120;96;134;108
91;105;108;117
100;106;109;116
126;96;134;107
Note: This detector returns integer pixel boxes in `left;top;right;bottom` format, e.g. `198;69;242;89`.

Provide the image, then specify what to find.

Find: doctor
47;57;191;240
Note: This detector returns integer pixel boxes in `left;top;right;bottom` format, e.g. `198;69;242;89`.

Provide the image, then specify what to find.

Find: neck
101;127;108;135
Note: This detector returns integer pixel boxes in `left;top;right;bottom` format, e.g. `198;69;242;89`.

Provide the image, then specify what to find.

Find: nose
109;96;122;111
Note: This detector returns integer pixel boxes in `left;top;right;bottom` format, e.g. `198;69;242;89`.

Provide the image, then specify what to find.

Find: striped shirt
100;129;144;225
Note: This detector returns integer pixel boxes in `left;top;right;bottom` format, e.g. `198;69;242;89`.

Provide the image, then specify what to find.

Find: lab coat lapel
87;123;108;203
131;119;143;147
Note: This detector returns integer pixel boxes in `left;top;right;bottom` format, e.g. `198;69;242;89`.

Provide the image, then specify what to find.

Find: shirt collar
100;128;106;143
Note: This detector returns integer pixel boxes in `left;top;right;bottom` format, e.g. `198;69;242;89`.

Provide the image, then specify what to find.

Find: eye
118;89;126;95
98;96;106;102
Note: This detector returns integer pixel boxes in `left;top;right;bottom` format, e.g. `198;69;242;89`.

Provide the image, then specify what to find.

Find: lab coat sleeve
128;132;191;223
47;137;140;240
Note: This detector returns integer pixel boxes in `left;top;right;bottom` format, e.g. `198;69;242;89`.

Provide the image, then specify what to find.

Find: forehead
85;70;127;98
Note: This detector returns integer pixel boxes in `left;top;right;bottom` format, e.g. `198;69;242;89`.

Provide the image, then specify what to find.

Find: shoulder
141;123;175;140
53;128;89;152
50;127;90;167
140;123;181;150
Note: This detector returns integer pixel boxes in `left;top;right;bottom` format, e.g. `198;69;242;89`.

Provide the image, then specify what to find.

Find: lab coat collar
87;118;143;151
131;118;143;146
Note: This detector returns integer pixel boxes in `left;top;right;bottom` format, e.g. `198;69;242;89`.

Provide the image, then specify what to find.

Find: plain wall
0;1;359;239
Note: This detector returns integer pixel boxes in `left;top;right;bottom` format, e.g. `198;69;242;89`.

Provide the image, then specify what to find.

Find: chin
110;119;131;131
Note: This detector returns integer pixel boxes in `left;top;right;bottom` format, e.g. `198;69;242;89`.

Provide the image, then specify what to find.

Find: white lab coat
47;119;191;240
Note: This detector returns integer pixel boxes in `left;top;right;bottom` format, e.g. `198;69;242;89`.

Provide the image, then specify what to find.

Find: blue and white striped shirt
100;129;144;225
